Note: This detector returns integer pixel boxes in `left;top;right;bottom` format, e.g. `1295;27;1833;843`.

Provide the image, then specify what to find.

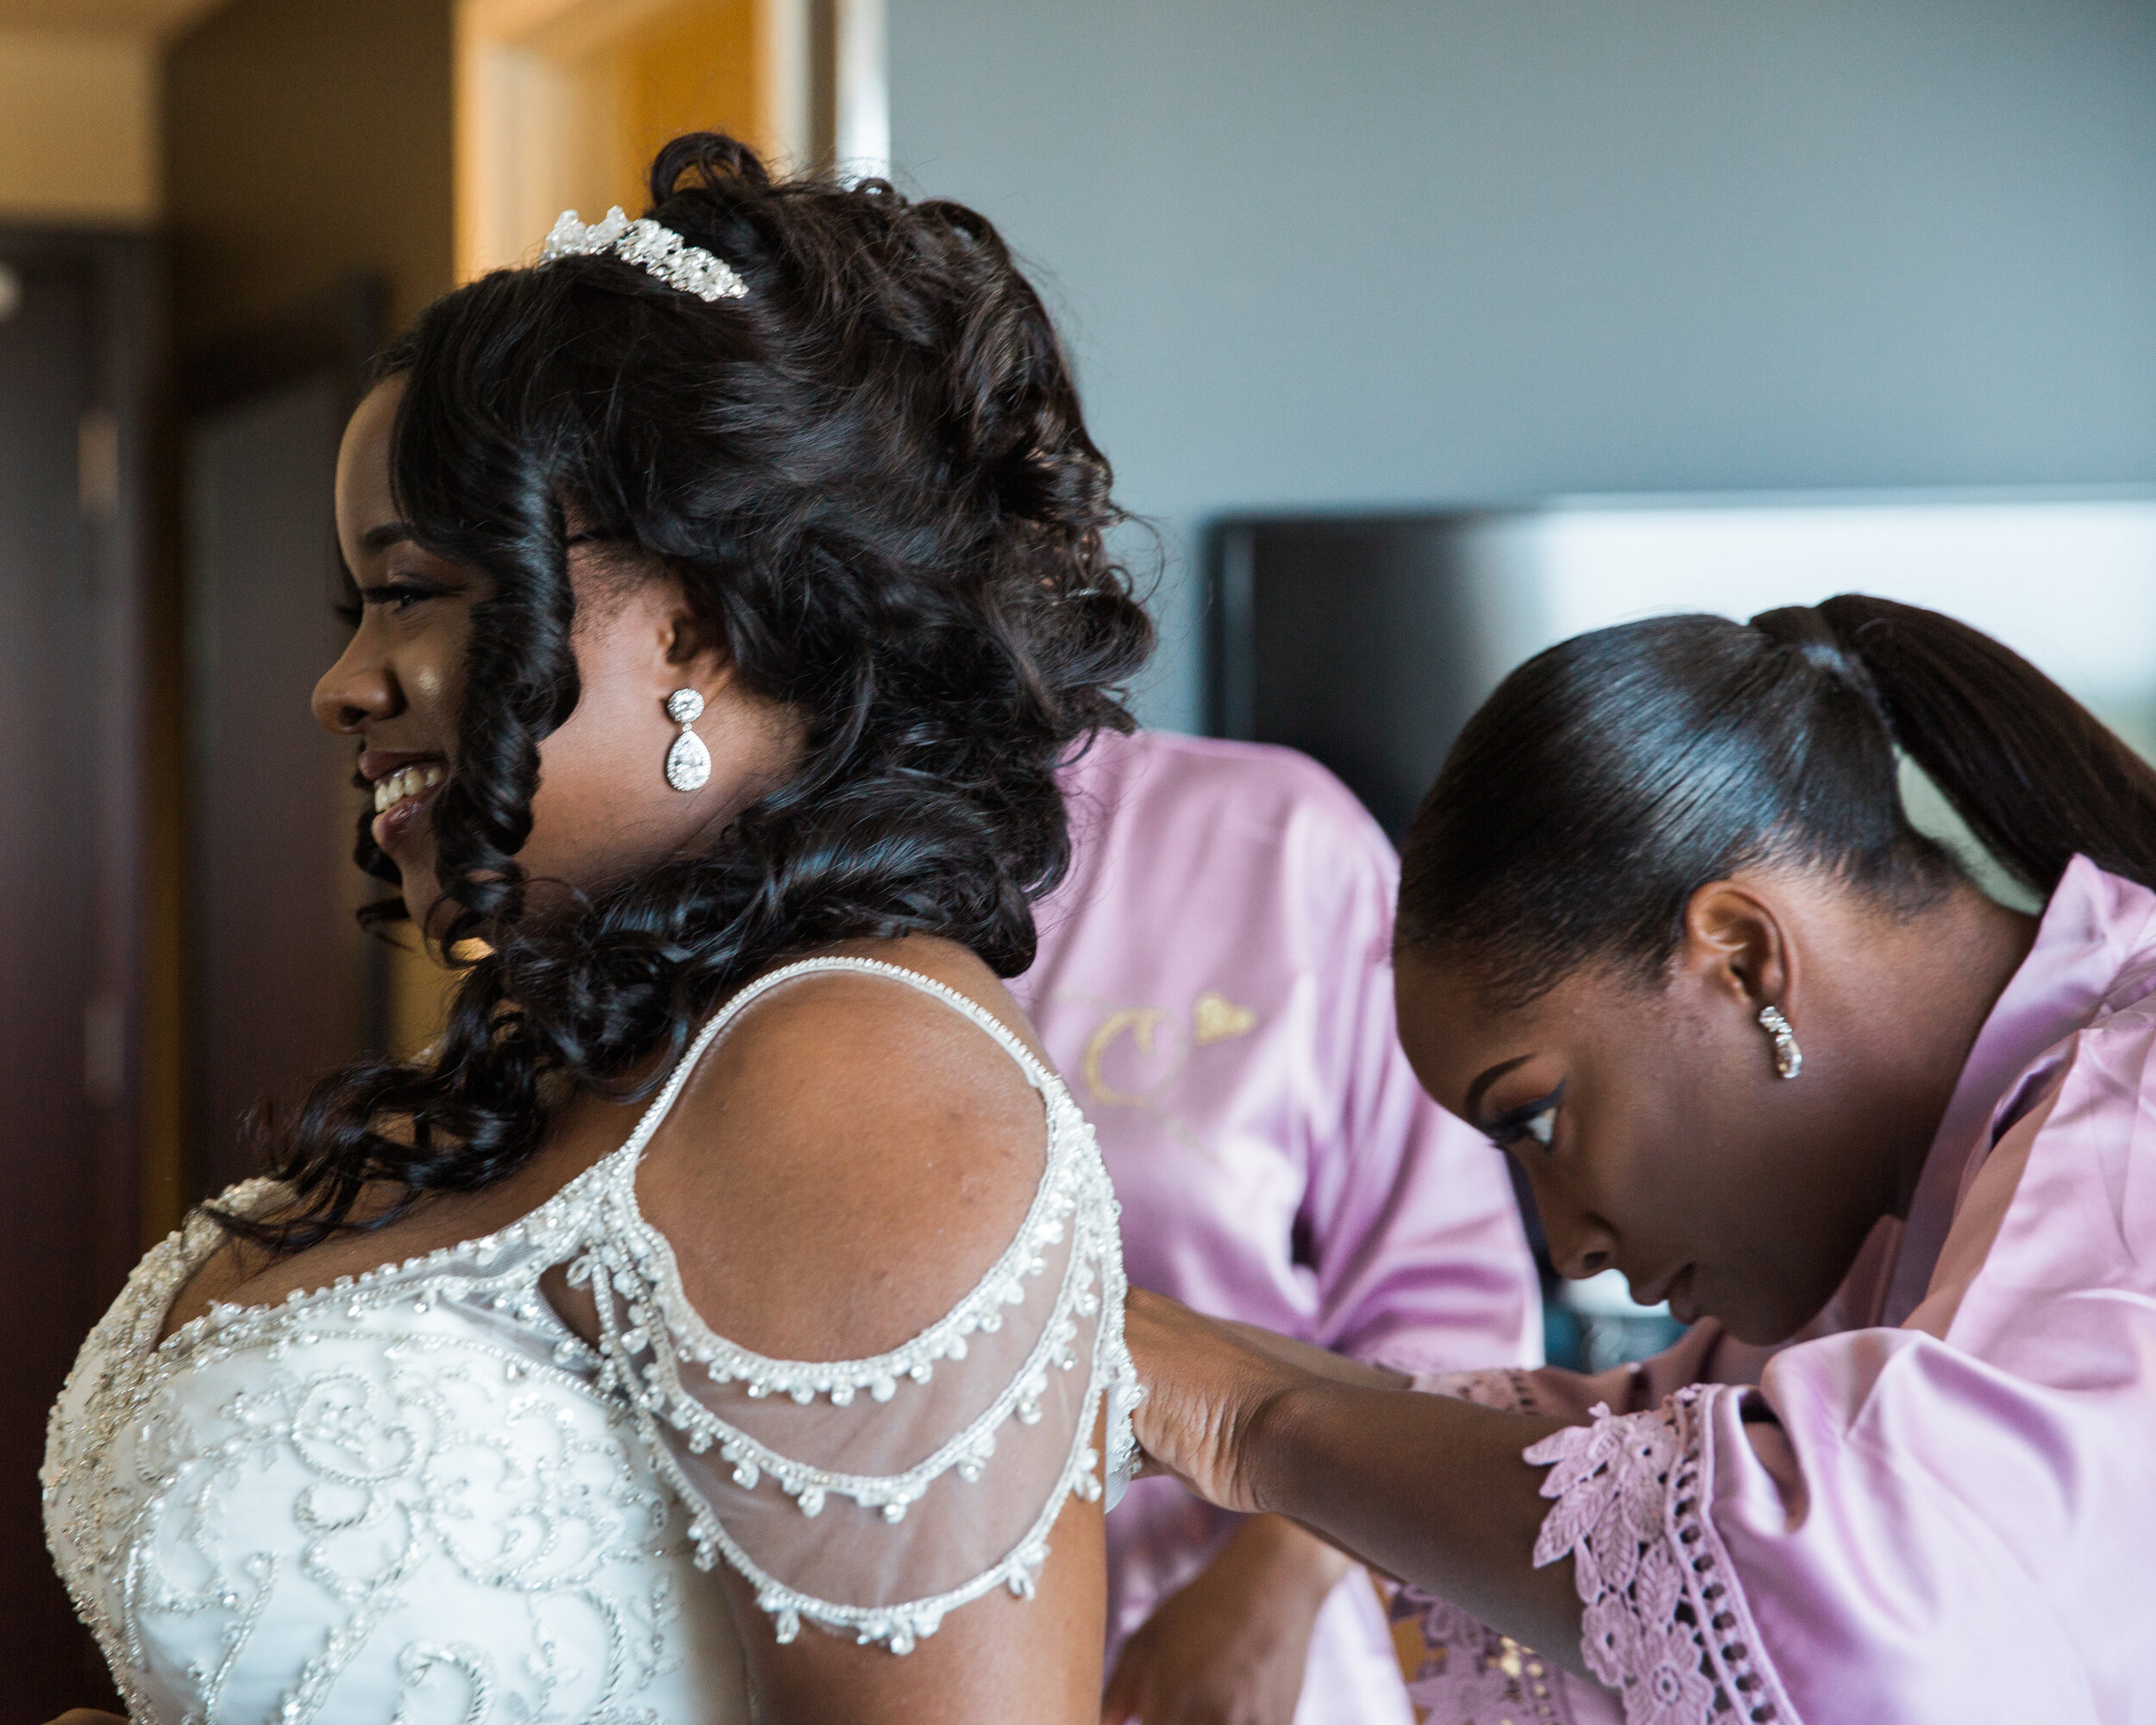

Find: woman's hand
1100;1514;1350;1725
1124;1290;1300;1513
45;1712;127;1724
1125;1289;1405;1515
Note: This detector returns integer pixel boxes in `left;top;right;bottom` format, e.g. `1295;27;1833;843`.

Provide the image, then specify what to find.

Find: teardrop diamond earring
663;688;711;792
1758;1004;1802;1079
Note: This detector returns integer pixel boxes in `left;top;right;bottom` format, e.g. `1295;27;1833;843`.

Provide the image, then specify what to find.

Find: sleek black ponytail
1398;593;2156;1005
1819;595;2156;900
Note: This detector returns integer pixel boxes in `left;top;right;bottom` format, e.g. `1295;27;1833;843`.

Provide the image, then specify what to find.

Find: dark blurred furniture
0;225;155;1709
1207;510;1605;1366
1209;513;1495;840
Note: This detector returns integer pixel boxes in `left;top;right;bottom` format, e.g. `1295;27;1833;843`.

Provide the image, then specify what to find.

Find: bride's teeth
373;764;443;816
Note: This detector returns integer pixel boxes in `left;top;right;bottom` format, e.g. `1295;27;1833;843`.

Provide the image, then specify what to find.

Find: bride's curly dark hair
231;133;1152;1249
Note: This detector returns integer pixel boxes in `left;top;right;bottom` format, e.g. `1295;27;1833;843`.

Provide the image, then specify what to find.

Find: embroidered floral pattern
1393;1366;1613;1725
42;1264;690;1722
1394;1589;1589;1724
44;957;1141;1718
1526;1387;1793;1725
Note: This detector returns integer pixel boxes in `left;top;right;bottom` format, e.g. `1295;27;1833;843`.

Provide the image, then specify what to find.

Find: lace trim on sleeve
1391;1590;1605;1725
1526;1385;1795;1725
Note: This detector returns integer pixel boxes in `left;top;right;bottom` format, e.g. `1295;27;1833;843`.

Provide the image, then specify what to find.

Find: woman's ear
661;593;734;687
1678;878;1793;1013
565;544;735;693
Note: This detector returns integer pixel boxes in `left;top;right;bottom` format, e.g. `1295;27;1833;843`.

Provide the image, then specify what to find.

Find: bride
42;134;1150;1724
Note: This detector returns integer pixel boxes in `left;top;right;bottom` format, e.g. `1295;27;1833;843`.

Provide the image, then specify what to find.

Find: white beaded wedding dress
43;957;1139;1723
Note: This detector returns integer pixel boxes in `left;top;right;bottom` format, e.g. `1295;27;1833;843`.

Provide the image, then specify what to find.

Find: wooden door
0;240;138;1707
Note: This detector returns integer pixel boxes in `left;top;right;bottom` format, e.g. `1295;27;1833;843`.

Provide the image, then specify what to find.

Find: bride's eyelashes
335;575;458;625
363;577;458;614
1485;1081;1566;1151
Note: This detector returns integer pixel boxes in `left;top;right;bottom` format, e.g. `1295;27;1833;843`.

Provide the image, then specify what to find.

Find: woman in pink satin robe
1011;727;1542;1725
1121;597;2156;1724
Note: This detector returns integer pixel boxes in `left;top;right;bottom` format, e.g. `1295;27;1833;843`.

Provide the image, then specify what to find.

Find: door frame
0;225;159;1272
0;222;154;1701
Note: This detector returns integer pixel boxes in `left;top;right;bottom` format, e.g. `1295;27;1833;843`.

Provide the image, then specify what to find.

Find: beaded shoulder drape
43;957;1139;1724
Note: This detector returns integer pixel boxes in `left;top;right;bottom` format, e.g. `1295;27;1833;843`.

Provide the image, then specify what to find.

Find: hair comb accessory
541;206;747;303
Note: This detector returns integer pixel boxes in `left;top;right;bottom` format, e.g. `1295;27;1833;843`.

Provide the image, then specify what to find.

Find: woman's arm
1098;1333;1403;1725
1126;1289;1589;1675
1100;1513;1350;1725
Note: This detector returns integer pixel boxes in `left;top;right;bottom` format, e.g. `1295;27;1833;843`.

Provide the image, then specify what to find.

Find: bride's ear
661;595;735;687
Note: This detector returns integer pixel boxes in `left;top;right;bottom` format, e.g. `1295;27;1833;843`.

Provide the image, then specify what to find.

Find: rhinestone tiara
539;206;747;303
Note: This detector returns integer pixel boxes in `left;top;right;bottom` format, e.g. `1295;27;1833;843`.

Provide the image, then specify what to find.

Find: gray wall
167;0;454;353
890;0;2156;732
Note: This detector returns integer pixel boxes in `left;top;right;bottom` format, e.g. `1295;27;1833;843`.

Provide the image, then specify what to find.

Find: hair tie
1751;604;1891;730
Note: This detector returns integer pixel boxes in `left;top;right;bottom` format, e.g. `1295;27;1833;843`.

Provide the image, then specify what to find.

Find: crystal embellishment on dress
43;956;1141;1721
541;205;748;302
664;687;711;792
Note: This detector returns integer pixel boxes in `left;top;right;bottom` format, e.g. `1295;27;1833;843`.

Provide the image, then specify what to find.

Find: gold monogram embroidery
1051;988;1260;1158
1081;1006;1176;1107
1193;990;1257;1045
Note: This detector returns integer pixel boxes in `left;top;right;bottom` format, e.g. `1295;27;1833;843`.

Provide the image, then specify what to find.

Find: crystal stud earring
663;687;710;792
1758;1004;1802;1080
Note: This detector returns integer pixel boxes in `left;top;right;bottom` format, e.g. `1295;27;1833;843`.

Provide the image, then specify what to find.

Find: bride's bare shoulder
631;934;1056;1362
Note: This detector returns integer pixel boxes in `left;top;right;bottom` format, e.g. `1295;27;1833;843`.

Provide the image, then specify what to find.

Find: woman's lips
1664;1265;1702;1326
1632;1261;1701;1324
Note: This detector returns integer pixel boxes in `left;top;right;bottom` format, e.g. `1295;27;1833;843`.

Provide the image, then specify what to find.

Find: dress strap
613;956;1052;1170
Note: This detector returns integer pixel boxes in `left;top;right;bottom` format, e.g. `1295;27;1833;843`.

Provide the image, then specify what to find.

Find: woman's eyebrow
360;522;417;555
1462;1054;1534;1126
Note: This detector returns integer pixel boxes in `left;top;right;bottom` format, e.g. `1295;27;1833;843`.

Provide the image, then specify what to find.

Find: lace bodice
43;957;1139;1723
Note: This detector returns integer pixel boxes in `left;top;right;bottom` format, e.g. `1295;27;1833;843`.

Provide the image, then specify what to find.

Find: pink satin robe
1012;729;1541;1725
1417;855;2156;1725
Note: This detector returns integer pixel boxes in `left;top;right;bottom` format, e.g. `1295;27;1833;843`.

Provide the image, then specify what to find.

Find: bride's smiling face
314;379;804;938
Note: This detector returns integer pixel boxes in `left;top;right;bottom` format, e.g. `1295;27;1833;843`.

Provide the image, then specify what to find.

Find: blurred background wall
0;4;201;1696
0;25;161;224
891;0;2156;729
166;0;454;350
